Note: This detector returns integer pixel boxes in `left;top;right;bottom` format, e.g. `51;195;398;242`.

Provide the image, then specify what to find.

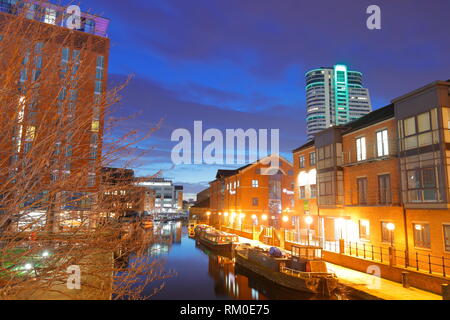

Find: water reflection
129;222;347;300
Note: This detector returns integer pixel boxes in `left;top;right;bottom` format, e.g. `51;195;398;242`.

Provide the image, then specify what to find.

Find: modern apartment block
208;156;295;230
0;1;110;230
306;65;372;139
292;80;450;270
137;178;184;216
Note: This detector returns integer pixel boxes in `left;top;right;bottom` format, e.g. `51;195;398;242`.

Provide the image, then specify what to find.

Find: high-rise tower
305;64;372;139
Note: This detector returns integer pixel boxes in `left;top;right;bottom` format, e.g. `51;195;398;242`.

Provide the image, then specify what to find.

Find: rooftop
342;104;394;135
0;0;110;38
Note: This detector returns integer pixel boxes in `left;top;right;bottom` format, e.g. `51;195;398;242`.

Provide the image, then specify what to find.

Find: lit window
91;121;100;132
356;137;366;161
413;224;431;249
381;222;394;243
252;180;259;188
44;8;56;25
376;129;389;157
359;220;370;240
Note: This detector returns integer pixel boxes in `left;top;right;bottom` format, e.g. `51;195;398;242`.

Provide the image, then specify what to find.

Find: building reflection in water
197;243;324;300
122;223;346;300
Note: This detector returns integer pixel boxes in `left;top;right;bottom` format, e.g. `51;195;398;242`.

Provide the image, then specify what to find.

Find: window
404;117;416;136
299;155;305;168
357;178;368;205
88;174;96;187
309;152;316;166
359;220;370;240
377;129;389;157
299;186;306;199
252;180;259;188
413;224;431;249
91;121;100;132
95;80;102;94
407;167;438;202
378;174;391;204
444;225;450;252
356;137;366;161
310;184;317;198
381;222;394;243
44;8;56;25
252;198;259;206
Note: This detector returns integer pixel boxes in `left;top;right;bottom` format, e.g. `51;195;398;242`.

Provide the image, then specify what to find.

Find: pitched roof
342;104;394;135
292;140;315;153
216;169;238;179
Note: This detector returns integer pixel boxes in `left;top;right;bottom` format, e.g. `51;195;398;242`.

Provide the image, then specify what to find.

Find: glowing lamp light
387;223;395;231
261;214;268;221
42;251;49;258
305;216;313;225
206;211;211;216
224;212;229;217
240;213;245;219
218;212;222;216
282;216;289;223
251;215;257;220
415;224;423;231
24;263;33;270
231;212;237;218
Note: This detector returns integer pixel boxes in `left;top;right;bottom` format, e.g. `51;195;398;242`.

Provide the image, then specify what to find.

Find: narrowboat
196;227;239;251
234;244;339;297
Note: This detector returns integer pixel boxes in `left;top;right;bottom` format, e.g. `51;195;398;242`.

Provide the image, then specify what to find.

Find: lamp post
387;222;395;246
206;211;211;226
305;216;313;246
387;222;396;267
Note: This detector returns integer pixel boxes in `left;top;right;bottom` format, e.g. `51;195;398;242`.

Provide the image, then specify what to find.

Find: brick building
208;156;294;231
0;1;110;231
99;167;155;221
292;80;450;270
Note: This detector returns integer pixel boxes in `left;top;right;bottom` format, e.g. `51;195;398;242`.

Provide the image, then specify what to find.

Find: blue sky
79;0;450;198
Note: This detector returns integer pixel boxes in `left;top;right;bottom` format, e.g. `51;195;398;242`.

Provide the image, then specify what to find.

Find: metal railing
280;266;336;279
343;241;450;277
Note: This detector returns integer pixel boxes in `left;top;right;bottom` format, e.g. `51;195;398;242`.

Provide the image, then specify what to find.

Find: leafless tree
0;1;170;300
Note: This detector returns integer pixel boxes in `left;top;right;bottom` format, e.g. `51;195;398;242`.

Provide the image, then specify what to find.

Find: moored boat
196;227;239;251
234;244;338;296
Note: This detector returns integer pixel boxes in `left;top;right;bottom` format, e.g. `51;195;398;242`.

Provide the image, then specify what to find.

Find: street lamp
206;211;211;226
387;222;395;246
305;216;313;246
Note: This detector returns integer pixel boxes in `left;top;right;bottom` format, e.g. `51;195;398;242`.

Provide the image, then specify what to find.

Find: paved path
326;262;441;300
235;236;442;300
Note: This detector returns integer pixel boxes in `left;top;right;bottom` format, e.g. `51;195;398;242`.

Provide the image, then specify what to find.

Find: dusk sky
81;0;450;199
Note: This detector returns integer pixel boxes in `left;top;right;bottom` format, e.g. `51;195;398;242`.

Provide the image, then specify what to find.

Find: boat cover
269;247;283;257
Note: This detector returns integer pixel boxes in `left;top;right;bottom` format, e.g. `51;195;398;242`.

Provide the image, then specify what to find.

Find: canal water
130;222;351;300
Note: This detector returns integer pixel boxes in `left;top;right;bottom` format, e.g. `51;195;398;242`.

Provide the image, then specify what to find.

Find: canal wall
229;229;448;296
322;250;450;295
